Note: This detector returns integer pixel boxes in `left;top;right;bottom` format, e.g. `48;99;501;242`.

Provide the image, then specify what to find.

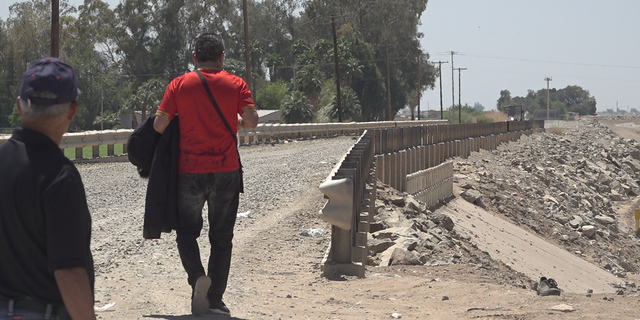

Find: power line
456;53;640;69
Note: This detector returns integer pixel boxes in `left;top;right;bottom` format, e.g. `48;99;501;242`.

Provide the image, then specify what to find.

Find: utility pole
100;79;104;130
450;51;456;120
51;0;59;57
416;54;420;120
545;76;552;119
455;67;467;123
386;44;392;121
331;17;342;122
242;0;252;96
436;60;449;120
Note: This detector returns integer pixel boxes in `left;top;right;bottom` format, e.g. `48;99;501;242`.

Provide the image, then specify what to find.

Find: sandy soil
90;121;640;320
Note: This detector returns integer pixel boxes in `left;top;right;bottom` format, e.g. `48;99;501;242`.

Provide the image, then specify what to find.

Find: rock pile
368;181;531;288
368;117;640;291
454;117;640;279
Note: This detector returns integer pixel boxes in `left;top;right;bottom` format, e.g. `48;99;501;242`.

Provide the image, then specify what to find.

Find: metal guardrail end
319;177;354;230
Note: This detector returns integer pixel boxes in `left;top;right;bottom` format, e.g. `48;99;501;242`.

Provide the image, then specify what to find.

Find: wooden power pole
242;0;252;95
331;17;343;122
455;67;467;123
450;51;456;119
386;45;392;121
436;61;449;119
416;54;420;120
51;0;59;57
545;76;552;119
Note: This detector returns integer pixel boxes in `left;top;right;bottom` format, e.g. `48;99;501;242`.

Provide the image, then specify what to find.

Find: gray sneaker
537;277;561;296
191;276;212;315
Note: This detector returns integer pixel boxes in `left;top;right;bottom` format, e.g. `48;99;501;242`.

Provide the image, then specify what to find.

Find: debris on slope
369;181;532;289
454;117;640;280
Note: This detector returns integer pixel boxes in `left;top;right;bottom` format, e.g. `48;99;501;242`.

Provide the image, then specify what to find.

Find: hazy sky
3;0;639;112
419;0;640;113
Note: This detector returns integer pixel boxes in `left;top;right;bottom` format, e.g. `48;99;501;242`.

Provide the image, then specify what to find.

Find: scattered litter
94;302;116;312
299;228;324;237
550;304;575;312
237;211;251;218
391;313;402;319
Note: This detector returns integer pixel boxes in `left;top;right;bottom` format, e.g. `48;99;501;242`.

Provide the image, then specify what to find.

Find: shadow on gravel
144;315;248;320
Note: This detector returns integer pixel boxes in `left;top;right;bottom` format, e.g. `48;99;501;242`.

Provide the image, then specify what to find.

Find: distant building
424;110;443;119
258;110;281;123
532;109;559;120
121;111;143;129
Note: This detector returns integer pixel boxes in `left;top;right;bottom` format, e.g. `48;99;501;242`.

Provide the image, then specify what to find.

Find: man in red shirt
153;33;258;316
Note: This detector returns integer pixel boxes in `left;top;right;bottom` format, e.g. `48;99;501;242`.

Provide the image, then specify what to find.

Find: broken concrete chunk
594;215;615;225
581;225;597;238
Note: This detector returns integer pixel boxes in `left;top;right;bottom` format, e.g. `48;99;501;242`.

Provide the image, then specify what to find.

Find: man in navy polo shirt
0;58;95;320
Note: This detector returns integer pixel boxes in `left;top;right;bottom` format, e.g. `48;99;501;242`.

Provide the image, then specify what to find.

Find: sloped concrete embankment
442;198;620;294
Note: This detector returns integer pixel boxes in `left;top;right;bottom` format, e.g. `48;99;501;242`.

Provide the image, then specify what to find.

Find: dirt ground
91;120;640;320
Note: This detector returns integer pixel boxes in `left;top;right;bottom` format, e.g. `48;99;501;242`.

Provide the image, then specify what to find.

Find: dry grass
483;111;509;122
548;127;564;135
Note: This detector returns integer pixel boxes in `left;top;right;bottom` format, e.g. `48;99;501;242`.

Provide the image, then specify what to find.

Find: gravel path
76;135;358;319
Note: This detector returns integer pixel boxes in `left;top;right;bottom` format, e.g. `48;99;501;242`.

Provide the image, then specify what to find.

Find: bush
255;80;290;110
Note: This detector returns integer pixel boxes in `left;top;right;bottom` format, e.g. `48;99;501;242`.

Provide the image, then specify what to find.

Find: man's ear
192;51;198;64
67;101;79;121
16;97;23;116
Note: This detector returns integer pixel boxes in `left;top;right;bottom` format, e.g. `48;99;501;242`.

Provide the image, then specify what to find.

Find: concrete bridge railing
319;120;545;278
0;119;447;160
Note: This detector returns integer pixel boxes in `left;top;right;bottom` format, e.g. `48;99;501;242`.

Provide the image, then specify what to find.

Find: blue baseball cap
20;57;80;106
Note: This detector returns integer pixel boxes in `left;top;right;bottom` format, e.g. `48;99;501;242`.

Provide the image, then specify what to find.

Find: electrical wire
440;52;640;69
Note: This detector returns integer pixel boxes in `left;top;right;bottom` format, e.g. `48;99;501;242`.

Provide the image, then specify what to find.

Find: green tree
122;78;167;126
255;80;289;110
281;91;313;123
328;87;361;122
295;64;323;112
497;90;511;110
265;53;285;81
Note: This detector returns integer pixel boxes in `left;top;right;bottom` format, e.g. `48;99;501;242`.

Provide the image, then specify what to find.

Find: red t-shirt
158;69;253;174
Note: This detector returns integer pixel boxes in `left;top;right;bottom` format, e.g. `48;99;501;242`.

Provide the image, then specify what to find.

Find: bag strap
195;70;238;145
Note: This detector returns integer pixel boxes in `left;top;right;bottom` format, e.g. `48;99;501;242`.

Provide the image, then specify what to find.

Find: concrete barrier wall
319;120;545;278
406;161;454;209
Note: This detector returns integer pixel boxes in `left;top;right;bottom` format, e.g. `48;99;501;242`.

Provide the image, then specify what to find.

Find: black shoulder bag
195;69;244;193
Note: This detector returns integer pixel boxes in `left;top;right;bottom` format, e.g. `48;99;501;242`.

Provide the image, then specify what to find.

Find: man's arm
54;267;96;320
153;114;170;134
239;105;258;130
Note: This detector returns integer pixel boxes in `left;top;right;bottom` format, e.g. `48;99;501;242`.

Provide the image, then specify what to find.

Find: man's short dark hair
194;33;225;63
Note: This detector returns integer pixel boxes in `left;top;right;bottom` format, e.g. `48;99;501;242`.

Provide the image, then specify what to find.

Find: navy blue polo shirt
0;128;94;306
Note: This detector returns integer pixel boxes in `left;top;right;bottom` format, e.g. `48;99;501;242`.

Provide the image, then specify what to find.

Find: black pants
175;170;241;301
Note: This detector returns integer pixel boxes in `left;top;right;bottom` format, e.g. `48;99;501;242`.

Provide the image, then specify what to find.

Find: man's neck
197;61;223;70
21;120;67;145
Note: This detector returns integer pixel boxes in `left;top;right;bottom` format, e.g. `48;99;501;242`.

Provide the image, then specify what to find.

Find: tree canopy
0;0;435;129
496;85;597;117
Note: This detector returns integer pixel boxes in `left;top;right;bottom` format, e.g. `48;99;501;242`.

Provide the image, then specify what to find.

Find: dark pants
175;170;241;301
